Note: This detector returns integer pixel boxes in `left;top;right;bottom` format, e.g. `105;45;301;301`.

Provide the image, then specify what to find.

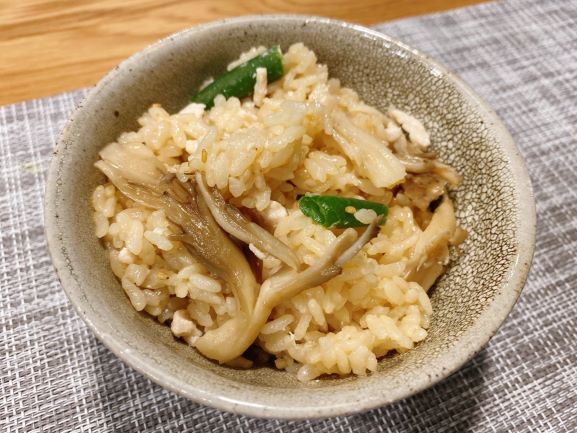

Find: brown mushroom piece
95;143;167;209
96;144;259;315
195;172;300;270
392;133;462;187
196;218;381;363
405;195;457;292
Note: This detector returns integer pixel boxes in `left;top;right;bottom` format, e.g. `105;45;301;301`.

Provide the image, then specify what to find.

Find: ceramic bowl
45;15;535;419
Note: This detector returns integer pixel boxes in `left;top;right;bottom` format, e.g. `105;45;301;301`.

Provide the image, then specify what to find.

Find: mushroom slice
405;195;456;289
195;218;381;363
195;172;300;270
99;142;166;189
95;144;259;315
395;152;461;188
329;110;406;189
165;185;258;316
94;160;166;209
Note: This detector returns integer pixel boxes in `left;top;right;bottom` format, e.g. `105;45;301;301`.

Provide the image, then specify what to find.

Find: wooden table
0;0;485;105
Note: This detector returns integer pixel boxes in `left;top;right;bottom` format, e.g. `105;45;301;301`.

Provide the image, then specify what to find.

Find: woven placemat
2;0;576;431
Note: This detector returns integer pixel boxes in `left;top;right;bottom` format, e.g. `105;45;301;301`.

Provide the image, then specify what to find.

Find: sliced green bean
299;195;388;229
191;47;284;109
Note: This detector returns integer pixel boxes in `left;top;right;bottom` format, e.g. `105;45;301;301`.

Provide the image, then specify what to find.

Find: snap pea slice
191;47;284;109
298;195;388;229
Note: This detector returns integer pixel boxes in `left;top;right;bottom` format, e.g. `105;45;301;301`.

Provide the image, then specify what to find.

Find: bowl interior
47;16;534;418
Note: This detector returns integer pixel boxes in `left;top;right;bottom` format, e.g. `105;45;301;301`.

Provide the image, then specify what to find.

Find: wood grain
0;0;486;105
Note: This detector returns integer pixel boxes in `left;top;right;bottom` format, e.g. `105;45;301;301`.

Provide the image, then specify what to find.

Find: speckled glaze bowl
45;16;535;419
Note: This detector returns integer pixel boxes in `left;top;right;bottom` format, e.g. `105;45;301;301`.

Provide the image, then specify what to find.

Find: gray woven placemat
2;0;577;431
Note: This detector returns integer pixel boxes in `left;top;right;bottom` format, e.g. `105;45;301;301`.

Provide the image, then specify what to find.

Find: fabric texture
2;0;576;431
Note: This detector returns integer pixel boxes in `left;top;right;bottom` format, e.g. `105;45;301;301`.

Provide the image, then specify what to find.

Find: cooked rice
92;43;462;380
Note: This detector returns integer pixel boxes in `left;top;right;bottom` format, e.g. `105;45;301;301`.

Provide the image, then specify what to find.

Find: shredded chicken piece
389;108;430;148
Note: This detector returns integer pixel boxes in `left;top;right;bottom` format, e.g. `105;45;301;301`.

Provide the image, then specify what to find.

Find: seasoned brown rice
92;43;462;381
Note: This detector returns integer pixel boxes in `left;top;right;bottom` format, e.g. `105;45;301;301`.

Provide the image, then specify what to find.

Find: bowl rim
44;14;536;419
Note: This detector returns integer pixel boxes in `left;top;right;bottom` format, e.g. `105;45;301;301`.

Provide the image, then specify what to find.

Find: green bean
298;195;388;229
191;47;284;109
